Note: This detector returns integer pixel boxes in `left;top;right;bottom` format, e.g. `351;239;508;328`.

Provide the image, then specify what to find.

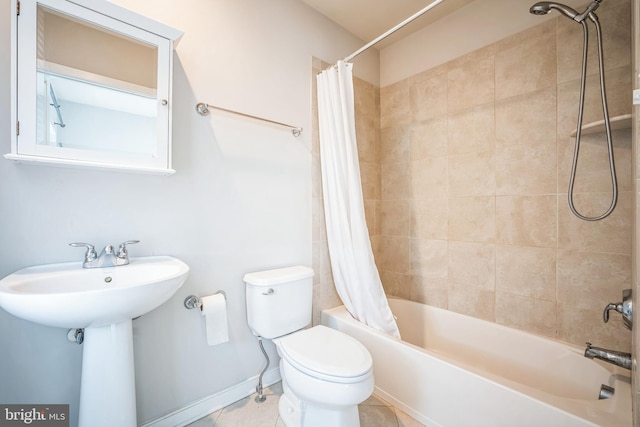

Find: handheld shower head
530;2;551;15
529;2;579;20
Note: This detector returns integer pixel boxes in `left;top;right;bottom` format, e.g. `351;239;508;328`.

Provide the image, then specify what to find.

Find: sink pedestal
79;320;136;427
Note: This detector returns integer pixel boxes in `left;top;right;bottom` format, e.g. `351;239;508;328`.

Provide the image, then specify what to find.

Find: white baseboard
141;368;281;427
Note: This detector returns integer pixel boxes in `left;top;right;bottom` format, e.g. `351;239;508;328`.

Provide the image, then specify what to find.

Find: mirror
36;6;158;156
8;0;183;174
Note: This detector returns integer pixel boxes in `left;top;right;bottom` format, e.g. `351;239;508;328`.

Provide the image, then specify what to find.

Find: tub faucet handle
602;289;632;330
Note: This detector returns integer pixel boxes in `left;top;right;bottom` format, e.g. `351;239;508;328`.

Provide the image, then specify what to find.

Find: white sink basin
0;255;190;427
0;256;189;328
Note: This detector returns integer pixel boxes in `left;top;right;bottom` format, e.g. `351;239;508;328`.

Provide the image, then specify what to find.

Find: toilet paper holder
184;291;226;310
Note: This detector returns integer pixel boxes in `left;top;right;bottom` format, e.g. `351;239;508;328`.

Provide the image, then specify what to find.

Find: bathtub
321;297;632;427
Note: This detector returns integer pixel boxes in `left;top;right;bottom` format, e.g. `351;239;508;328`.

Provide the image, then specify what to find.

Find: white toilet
244;266;374;427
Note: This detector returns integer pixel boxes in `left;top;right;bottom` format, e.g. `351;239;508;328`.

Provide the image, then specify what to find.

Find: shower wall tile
311;240;322;286
409;276;448;309
447;55;495;113
495;87;556;149
448;241;495;290
356;116;378;164
557;249;632;310
557;128;632;194
380;200;410;237
447;283;495;322
411;156;448;200
448;196;496;243
380;270;411;299
448;103;495;155
370;6;632;351
600;0;632;69
382;161;411;201
371;235;383;274
495;19;555;53
495;195;557;247
409;69;448;122
556;16;587;84
311;153;322;200
595;66;633;120
380;126;411;164
410;238;448;279
557;66;632;138
557;304;632;352
381;125;410;166
381;80;409;129
312;242;341;324
447;42;498;69
360;162;380;201
557;191;632;254
496;245;556;301
495;141;557;195
495;293;556;338
312;280;342;327
495;27;557;100
354;78;377;120
312;196;326;243
380;235;411;274
448;150;495;197
606;0;631;9
410;117;448;160
637;114;640;179
410;197;449;240
556;0;631;83
363;199;379;237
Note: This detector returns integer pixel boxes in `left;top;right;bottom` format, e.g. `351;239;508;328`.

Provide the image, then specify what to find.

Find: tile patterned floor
186;382;426;427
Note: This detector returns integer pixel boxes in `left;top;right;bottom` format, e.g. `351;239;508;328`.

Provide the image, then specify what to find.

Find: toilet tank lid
243;266;314;287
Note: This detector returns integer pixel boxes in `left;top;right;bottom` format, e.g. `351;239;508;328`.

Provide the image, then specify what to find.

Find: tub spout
584;342;631;370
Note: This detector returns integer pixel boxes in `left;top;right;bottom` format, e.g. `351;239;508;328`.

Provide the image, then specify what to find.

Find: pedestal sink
0;256;190;427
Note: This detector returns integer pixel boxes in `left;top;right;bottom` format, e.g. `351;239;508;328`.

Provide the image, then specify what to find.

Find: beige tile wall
311;0;633;352
378;0;633;350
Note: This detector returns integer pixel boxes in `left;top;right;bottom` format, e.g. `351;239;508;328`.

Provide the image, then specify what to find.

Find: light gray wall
0;0;379;425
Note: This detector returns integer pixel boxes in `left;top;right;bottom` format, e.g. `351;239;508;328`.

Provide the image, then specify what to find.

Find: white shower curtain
317;61;400;338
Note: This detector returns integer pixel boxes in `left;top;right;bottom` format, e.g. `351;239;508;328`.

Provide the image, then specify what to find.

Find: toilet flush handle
262;288;275;296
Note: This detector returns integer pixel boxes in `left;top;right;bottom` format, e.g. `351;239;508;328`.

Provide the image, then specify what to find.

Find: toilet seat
276;325;373;383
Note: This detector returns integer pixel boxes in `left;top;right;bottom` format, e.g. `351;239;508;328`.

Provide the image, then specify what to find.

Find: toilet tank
244;266;314;339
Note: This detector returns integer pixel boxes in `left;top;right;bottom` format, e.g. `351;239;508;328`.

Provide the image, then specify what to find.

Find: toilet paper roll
200;293;229;346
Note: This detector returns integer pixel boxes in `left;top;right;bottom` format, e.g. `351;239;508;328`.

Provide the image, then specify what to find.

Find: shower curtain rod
341;0;446;63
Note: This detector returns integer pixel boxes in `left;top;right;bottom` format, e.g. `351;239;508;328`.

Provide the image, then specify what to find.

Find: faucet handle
603;303;623;323
69;242;98;261
117;240;140;258
603;289;632;330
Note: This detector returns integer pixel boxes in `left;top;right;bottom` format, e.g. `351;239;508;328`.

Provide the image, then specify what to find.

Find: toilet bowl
274;325;374;427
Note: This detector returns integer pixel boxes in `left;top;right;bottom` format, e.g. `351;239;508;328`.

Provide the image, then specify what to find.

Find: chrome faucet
584;342;631;370
603;289;633;330
70;240;139;268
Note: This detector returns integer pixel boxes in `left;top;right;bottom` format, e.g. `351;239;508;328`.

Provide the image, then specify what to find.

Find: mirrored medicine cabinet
7;0;183;175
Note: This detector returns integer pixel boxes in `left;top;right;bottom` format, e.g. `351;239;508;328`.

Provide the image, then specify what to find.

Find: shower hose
568;13;617;221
